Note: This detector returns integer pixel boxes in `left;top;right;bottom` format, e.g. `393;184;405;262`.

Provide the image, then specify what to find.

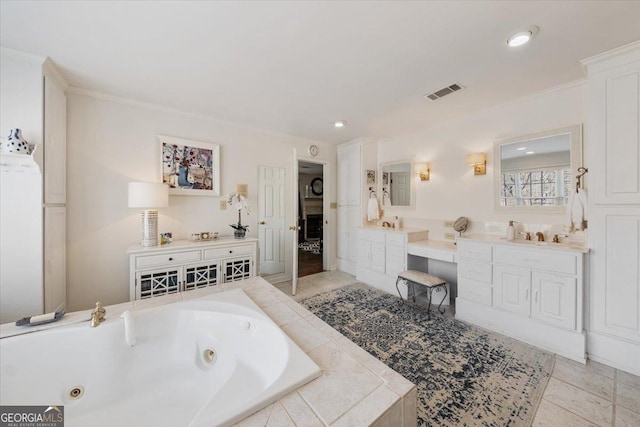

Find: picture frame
382;171;389;186
366;170;376;184
158;135;220;196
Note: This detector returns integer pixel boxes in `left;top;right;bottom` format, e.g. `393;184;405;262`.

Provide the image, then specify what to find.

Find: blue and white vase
2;129;31;154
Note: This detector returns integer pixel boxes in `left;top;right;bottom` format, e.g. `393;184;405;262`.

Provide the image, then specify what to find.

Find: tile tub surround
0;277;416;427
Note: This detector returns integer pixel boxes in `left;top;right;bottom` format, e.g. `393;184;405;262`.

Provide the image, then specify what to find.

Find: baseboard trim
455;298;586;363
586;331;640;376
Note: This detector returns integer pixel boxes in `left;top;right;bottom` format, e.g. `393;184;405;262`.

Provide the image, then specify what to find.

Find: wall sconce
236;183;248;197
128;182;169;247
415;162;430;181
467;153;487;175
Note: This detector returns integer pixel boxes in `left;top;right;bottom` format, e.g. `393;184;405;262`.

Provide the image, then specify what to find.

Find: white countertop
127;237;258;254
359;225;427;234
457;234;589;254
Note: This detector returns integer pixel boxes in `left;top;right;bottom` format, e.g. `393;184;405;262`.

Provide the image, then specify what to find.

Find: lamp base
140;209;159;247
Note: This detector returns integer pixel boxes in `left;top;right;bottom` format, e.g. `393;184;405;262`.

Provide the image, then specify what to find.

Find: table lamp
128;182;169;247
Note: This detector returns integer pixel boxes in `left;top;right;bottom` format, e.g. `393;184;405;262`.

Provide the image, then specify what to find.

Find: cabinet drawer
204;244;254;260
458;278;493;307
359;229;386;243
386;233;406;247
457;241;492;262
458;260;492;284
136;250;201;269
494;246;576;275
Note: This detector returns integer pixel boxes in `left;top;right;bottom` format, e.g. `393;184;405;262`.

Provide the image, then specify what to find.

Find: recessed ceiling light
526;151;535;155
517;147;527;151
334;120;347;128
506;26;540;48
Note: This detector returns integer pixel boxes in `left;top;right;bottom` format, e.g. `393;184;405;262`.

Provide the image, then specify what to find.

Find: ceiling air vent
425;83;464;101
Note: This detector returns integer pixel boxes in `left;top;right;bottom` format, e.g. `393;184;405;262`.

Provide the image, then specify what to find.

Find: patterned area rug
301;286;554;427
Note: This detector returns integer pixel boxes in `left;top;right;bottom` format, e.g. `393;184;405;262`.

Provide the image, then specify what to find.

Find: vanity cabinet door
357;240;372;268
370;242;386;274
590;57;640;205
532;272;576;330
183;261;220;291
494;265;531;317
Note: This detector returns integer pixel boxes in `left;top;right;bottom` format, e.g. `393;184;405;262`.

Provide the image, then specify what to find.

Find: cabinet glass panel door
137;267;180;299
184;262;219;291
224;257;252;282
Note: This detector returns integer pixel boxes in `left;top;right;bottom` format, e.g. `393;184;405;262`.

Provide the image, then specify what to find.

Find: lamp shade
128;182;169;208
467;153;486;165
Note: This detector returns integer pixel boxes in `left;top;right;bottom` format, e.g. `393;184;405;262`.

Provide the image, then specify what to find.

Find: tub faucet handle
91;302;106;328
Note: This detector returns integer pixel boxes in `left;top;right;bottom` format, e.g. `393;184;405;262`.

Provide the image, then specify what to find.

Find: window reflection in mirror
494;125;582;212
381;160;413;207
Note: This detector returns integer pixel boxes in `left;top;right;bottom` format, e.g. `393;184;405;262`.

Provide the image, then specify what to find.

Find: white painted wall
378;81;587;238
66;90;336;311
0;49;44;166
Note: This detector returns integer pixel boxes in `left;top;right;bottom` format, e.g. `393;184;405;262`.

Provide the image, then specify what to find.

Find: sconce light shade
415;162;430;181
467;153;487;175
128;182;169;247
236;183;248;197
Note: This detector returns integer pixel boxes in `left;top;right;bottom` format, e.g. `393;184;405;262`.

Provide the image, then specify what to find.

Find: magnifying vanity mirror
380;158;415;208
494;125;582;212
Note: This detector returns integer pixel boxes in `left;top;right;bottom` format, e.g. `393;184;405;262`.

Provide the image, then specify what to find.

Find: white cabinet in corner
356;227;428;298
456;238;586;362
128;238;257;301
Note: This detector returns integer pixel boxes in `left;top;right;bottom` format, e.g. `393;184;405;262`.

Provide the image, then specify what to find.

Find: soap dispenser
393;216;400;229
506;220;516;241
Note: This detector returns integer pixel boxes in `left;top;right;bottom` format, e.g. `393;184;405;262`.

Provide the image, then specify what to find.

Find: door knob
259;221;266;225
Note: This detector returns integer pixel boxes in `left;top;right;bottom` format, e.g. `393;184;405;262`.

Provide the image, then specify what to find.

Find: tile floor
269;270;640;427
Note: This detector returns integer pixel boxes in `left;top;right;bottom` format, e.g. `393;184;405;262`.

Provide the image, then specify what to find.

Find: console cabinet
456;238;586;362
128;238;257;300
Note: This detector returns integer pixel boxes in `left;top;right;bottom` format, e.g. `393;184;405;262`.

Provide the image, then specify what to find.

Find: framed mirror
380;158;415;209
494;125;582;212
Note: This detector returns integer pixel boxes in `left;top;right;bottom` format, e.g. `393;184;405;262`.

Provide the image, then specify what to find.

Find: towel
565;189;588;232
367;197;380;221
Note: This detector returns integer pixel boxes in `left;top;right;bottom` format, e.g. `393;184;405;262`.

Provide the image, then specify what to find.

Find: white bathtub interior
0;289;321;427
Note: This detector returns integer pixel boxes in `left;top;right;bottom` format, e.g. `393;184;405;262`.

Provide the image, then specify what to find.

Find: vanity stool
395;270;448;320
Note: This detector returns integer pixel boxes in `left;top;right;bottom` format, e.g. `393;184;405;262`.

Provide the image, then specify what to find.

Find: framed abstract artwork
158;135;220;196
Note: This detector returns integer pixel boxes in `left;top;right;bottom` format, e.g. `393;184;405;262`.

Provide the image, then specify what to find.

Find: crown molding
0;46;45;64
66;87;326;146
581;39;640;67
42;58;68;90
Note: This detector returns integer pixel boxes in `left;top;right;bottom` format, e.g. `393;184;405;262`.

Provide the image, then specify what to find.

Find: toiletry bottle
507;220;515;241
393;216;400;229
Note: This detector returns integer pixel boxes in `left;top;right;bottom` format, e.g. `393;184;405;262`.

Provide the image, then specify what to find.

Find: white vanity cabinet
356;227;428;298
456;238;586;362
128;238;257;300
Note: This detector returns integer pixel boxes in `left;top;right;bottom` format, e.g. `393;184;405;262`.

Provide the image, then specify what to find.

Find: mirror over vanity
380;159;415;208
494;125;582;212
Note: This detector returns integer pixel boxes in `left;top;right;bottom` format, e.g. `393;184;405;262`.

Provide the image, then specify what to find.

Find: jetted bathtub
0;289;321;427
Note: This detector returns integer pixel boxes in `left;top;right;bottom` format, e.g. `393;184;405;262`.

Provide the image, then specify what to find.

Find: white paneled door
258;166;286;275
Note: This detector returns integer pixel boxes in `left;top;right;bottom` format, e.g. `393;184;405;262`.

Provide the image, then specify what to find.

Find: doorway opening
298;161;324;277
